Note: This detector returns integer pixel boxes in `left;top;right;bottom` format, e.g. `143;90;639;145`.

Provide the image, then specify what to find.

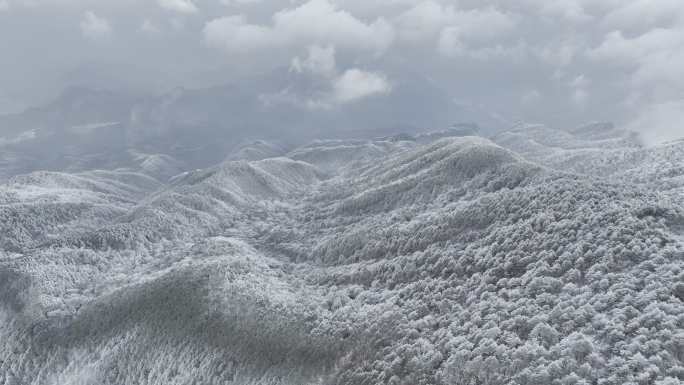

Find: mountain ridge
1;126;683;385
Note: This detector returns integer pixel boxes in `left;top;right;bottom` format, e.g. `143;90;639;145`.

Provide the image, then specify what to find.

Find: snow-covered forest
1;123;683;385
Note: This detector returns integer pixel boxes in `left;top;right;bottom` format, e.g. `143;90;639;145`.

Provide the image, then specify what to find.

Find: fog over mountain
1;1;684;385
1;0;684;142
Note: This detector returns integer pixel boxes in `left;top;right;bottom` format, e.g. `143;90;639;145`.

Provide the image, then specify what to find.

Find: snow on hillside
226;140;288;162
1;128;683;385
494;123;684;198
0;170;162;252
129;152;186;182
288;139;414;175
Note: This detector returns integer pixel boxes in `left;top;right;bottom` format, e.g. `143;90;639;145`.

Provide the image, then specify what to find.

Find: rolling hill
1;124;682;385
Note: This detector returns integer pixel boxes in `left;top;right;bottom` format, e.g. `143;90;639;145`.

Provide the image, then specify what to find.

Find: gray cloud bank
1;0;683;142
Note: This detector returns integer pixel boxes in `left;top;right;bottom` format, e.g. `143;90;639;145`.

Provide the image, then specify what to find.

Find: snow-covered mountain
1;124;683;385
0;78;506;182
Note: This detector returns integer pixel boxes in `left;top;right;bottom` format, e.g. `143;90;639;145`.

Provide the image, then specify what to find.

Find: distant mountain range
0;73;509;181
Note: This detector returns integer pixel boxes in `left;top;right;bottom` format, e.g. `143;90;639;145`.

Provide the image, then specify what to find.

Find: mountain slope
1;130;683;385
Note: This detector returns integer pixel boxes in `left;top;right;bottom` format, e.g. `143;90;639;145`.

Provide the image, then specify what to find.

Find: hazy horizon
1;0;684;144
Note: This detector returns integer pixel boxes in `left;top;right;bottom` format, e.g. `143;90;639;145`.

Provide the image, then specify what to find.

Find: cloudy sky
0;0;683;142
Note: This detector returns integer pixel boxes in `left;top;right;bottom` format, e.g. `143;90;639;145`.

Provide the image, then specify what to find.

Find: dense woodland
1;124;683;384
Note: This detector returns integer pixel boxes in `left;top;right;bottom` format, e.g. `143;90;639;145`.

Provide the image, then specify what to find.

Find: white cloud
140;19;162;36
590;27;684;104
5;0;141;8
531;0;592;23
590;29;684;64
220;0;262;5
437;8;516;50
537;40;580;68
585;6;684;136
273;0;394;52
395;2;518;59
395;1;458;43
291;45;337;77
4;0;684;142
80;11;112;41
602;0;684;32
157;0;197;14
204;0;394;56
203;15;273;53
567;74;590;107
627;100;684;145
332;68;391;103
334;0;417;16
263;44;392;108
